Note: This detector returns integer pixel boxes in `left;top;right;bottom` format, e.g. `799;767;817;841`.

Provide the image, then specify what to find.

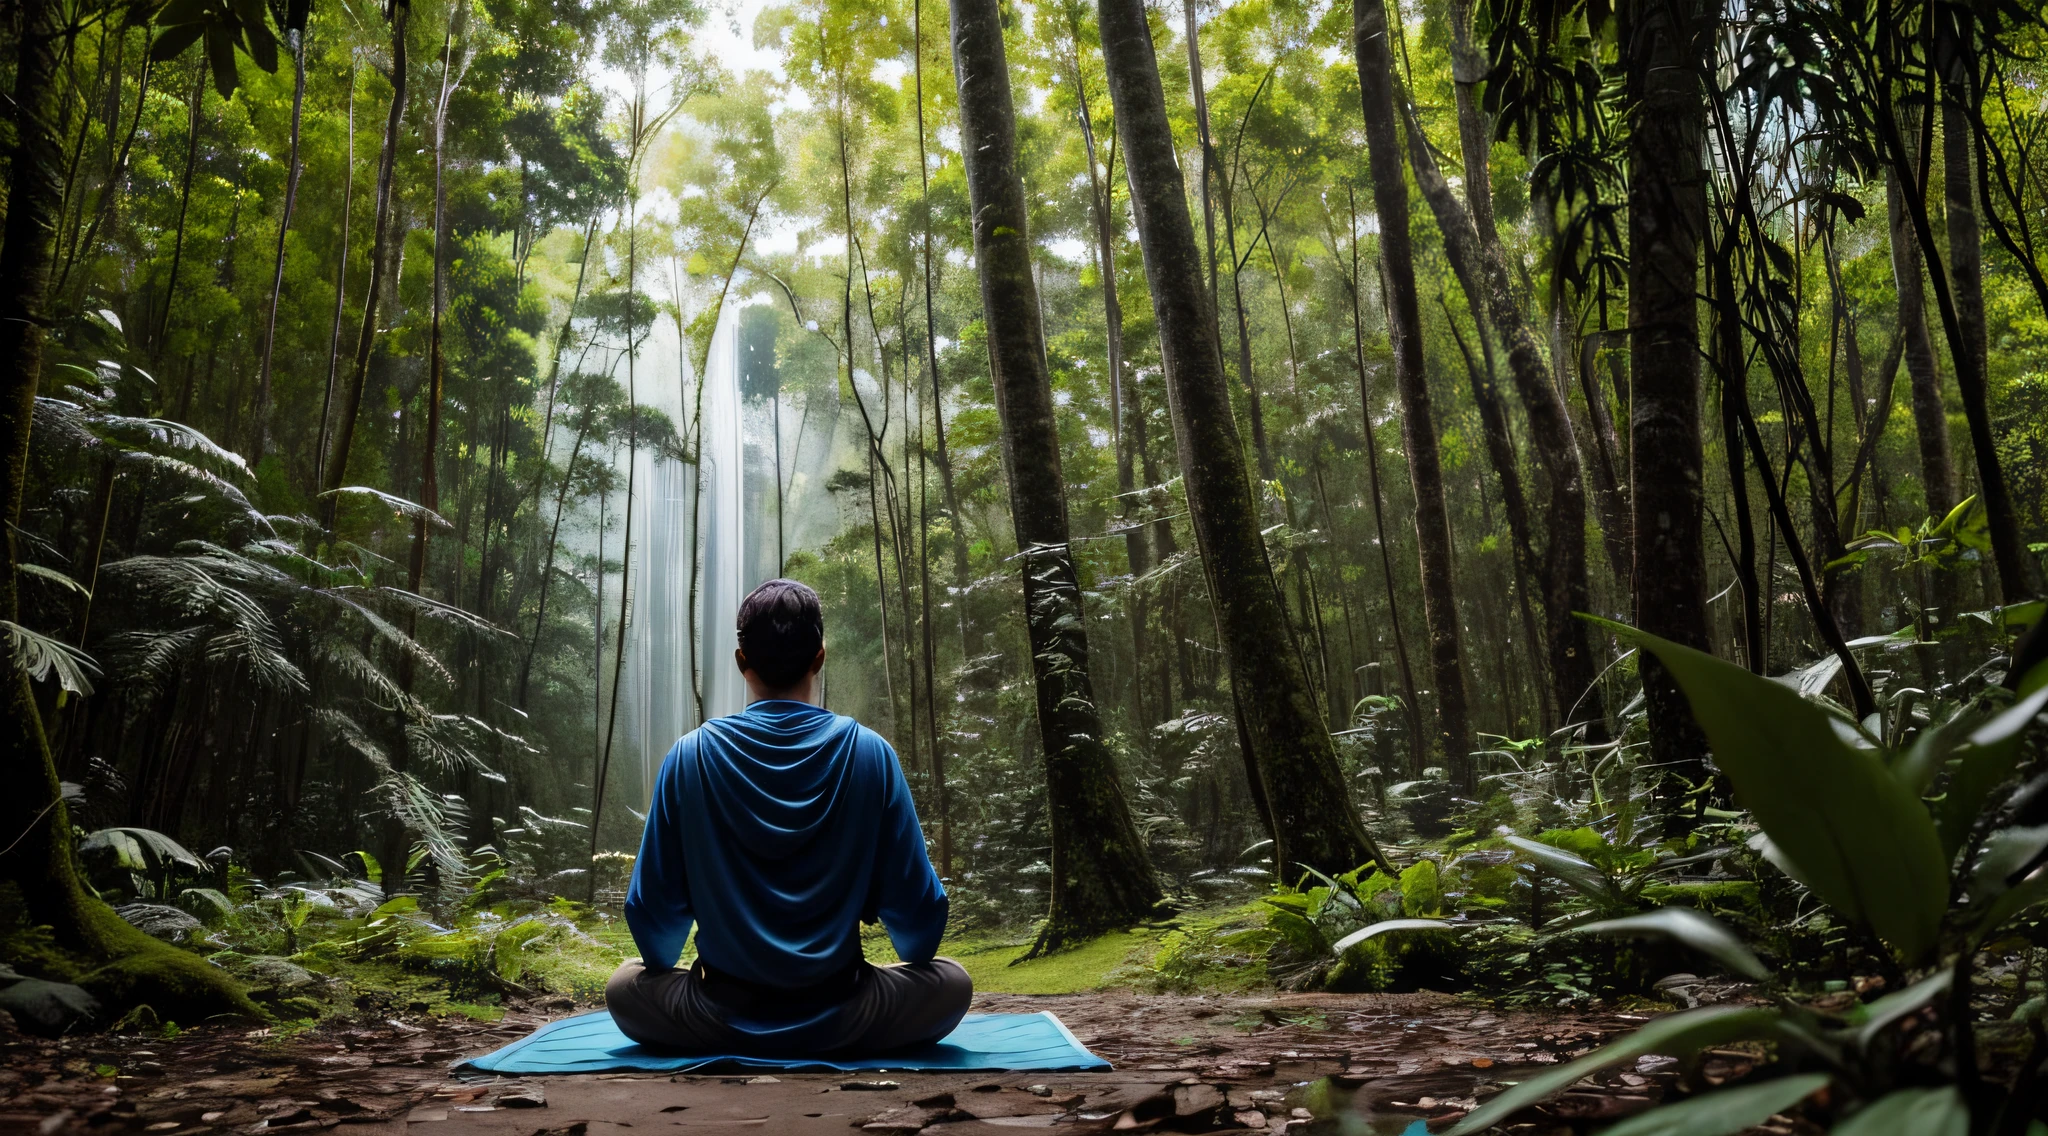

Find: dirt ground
0;991;1758;1136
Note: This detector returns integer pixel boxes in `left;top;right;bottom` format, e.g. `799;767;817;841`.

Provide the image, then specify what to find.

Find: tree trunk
1444;0;1495;243
1401;93;1607;745
518;402;596;706
1354;0;1474;789
1714;237;1764;674
1075;62;1154;726
154;66;206;363
1442;307;1551;728
315;52;360;492
252;19;310;465
1339;189;1428;766
1881;87;2034;600
1625;0;1712;828
1888;167;1956;523
912;0;955;873
406;11;462;610
952;0;1163;950
1944;93;1991;506
0;0;258;1021
1095;0;1390;878
321;0;412;533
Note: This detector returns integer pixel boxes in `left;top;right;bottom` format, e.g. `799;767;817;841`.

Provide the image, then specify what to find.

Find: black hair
736;579;825;688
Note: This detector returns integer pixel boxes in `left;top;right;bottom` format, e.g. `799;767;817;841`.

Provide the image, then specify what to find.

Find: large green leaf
82;826;204;874
1445;1007;1785;1136
1598;1074;1830;1136
3;620;99;695
1329;919;1453;954
1597;619;1949;965
1571;908;1771;981
1503;835;1618;903
1972;825;2048;894
1972;865;2048;939
1892;699;1990;799
1830;1086;1966;1136
1847;968;1951;1049
1929;685;2048;859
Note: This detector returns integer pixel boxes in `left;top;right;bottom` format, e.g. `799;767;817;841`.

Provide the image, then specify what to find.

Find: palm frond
103;627;205;704
19;562;91;598
319;487;455;531
95;414;253;478
3;620;99;694
31;397;100;451
324;592;456;688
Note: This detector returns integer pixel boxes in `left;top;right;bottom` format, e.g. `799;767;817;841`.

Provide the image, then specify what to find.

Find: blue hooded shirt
623;700;947;990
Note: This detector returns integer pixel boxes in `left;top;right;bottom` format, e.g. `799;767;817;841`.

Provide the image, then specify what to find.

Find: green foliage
1447;620;2048;1132
149;0;281;98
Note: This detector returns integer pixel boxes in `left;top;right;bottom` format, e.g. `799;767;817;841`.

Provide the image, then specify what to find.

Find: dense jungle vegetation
4;0;2048;1125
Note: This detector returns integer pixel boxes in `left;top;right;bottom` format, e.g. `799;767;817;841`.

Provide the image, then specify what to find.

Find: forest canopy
3;0;2048;1123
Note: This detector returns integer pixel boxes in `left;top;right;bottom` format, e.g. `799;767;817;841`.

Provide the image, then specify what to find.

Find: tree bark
315;52;360;492
1444;0;1495;243
912;0;956;873
0;0;258;1020
1888;167;1956;522
952;0;1163;951
321;0;412;534
1338;189;1429;766
1879;84;2034;600
1354;0;1475;789
252;14;311;465
1074;58;1154;727
406;9;464;610
1095;0;1390;877
1944;94;1990;505
1625;0;1713;829
1401;93;1606;744
154;66;206;363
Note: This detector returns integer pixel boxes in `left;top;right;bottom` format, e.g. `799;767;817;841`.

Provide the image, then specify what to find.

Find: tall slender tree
951;0;1164;952
322;0;413;532
1398;93;1606;743
1354;0;1474;787
1887;165;1956;523
250;0;312;463
1094;0;1391;878
1625;0;1713;824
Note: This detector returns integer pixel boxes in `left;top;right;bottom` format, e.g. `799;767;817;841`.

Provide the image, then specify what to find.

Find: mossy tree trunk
1094;0;1391;879
0;0;258;1023
951;0;1164;954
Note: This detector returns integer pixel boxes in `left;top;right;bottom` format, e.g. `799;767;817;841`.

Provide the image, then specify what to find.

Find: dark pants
605;958;972;1055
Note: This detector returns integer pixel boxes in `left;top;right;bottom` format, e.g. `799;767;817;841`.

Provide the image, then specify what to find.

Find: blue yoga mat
458;1010;1112;1075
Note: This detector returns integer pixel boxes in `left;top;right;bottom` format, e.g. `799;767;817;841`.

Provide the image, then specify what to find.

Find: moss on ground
857;906;1270;995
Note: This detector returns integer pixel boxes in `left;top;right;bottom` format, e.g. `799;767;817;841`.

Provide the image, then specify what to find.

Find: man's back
624;699;948;990
606;579;968;1055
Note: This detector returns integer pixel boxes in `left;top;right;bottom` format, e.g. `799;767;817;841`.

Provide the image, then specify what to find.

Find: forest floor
0;985;1776;1136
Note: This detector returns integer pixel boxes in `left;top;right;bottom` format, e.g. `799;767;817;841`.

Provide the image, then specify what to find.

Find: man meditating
606;579;972;1054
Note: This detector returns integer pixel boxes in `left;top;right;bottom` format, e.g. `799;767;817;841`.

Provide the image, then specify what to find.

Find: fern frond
3;620;99;695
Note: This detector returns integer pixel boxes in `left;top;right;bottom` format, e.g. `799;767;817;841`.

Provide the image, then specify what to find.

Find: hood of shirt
689;700;863;861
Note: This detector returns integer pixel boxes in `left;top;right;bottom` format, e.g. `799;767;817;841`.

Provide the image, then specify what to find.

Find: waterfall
696;298;749;722
623;297;751;805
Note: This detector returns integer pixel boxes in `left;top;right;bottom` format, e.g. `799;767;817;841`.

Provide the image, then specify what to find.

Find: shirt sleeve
871;734;949;963
624;739;695;970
